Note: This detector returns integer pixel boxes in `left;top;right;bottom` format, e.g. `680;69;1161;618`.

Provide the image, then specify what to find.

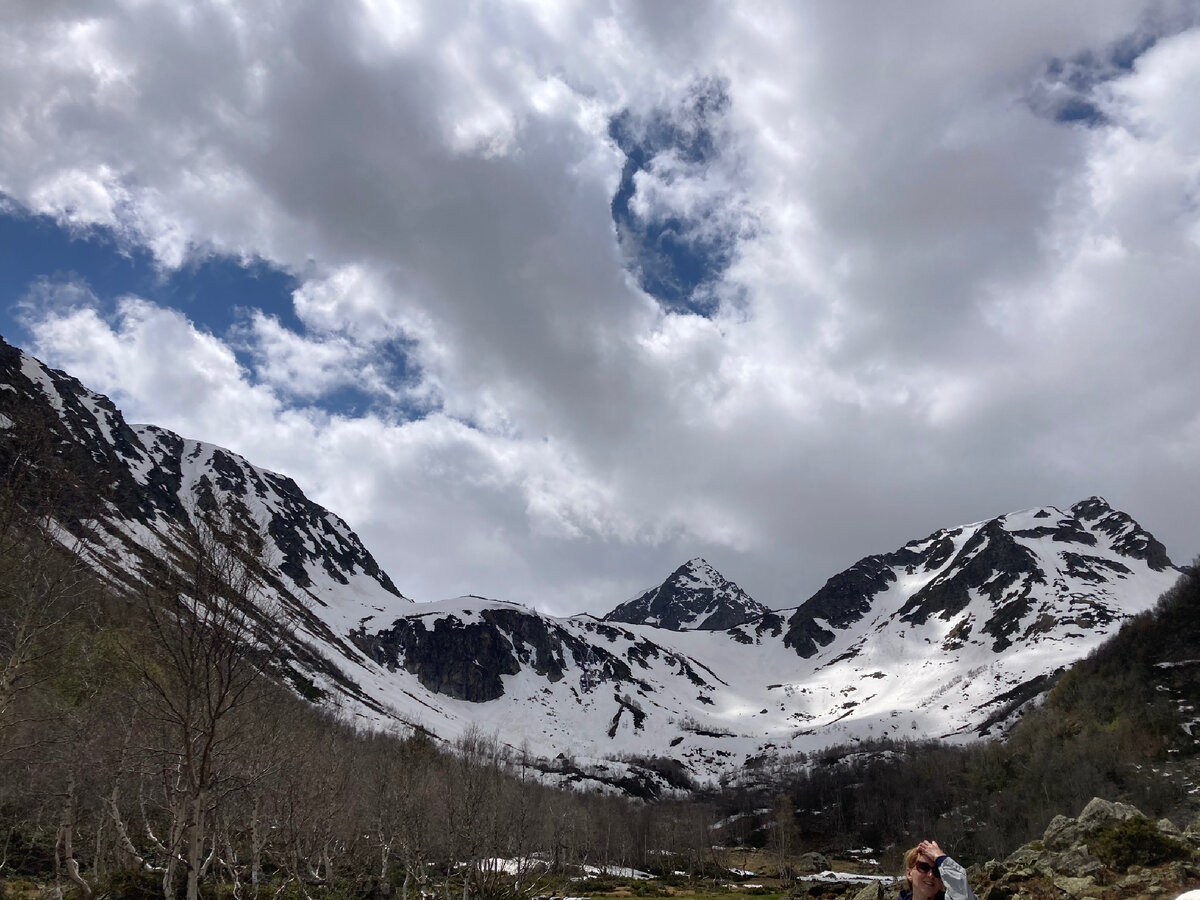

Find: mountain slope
0;338;414;710
773;502;1180;740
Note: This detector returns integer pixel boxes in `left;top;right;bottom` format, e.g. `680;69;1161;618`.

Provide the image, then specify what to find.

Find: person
900;840;977;900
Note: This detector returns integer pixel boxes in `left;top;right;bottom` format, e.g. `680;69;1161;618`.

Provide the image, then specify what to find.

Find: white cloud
21;290;282;437
241;312;375;402
3;1;1200;612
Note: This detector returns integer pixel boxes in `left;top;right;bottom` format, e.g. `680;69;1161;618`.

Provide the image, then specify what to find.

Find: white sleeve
937;857;977;900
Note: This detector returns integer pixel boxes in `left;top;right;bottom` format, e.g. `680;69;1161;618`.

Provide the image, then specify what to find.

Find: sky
2;1;1199;616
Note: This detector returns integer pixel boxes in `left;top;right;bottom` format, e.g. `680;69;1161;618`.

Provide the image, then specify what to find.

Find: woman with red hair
900;840;977;900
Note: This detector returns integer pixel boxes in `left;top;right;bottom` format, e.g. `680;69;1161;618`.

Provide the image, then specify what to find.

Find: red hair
903;846;944;893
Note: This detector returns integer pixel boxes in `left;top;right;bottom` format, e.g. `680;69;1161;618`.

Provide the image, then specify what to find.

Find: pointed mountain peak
671;557;721;585
603;558;770;631
1072;496;1114;520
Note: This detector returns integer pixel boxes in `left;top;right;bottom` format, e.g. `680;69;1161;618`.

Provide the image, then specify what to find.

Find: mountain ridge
0;335;1185;791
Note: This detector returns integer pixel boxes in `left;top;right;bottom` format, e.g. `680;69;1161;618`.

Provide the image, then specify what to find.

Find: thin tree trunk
106;788;164;873
251;795;263;891
56;772;93;900
185;786;206;900
461;860;472;900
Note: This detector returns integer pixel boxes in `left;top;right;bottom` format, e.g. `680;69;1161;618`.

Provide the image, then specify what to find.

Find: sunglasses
913;862;940;876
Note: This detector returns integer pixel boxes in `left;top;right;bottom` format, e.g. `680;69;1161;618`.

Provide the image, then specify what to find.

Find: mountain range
0;336;1184;794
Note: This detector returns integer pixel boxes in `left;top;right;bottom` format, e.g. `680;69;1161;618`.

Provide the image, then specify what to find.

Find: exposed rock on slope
977;798;1200;900
784;501;1177;659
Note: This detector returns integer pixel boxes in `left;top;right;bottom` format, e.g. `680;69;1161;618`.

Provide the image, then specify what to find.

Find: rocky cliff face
353;602;648;703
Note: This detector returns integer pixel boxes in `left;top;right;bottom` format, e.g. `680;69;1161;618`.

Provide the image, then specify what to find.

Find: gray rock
1166;861;1194;881
850;881;888;900
1043;798;1149;853
796;852;831;873
1044;816;1078;851
1049;846;1105;879
1010;867;1038;881
1004;844;1043;868
1158;818;1182;836
981;861;1006;881
1051;874;1095;898
1076;797;1144;829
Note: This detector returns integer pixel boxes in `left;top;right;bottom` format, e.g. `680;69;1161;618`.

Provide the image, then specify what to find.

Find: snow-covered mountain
604;557;772;630
0;337;1185;793
766;500;1180;743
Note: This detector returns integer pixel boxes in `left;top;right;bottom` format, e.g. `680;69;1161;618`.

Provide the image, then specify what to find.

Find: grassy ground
575;846;895;900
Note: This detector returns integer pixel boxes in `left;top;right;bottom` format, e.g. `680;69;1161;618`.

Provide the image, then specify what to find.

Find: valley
3;335;1200;900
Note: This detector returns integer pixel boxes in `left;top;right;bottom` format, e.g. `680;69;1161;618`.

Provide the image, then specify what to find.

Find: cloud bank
2;1;1199;612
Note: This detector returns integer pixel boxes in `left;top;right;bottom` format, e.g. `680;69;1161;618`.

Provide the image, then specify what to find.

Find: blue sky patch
0;200;429;421
608;77;739;318
1032;15;1194;127
0;204;301;343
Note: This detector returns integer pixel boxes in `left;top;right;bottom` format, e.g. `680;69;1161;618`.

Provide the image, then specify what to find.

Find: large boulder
797;852;832;874
1077;798;1145;830
1043;798;1145;851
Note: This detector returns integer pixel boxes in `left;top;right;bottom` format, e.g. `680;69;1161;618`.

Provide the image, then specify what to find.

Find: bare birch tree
125;513;275;900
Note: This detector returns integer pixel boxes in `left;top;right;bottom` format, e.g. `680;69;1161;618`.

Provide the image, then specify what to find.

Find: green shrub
0;828;56;877
575;877;618;892
628;882;669;897
97;867;163;900
1089;816;1189;872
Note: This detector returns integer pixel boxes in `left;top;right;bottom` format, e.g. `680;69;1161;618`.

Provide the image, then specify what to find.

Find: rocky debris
849;881;892;900
972;797;1200;900
787;799;1200;900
